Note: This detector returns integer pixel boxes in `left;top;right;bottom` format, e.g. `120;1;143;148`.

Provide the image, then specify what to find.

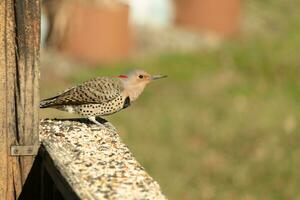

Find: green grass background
40;1;300;199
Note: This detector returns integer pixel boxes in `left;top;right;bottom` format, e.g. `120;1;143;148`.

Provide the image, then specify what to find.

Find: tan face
121;69;167;101
135;72;152;84
124;69;167;87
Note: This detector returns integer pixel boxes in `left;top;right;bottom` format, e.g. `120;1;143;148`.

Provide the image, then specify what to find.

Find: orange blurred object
48;2;131;64
175;0;241;37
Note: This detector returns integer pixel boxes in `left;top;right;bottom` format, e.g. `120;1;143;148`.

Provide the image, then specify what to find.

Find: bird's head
118;69;167;101
118;69;167;86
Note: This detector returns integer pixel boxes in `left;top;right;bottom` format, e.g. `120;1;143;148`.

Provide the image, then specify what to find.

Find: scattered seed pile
40;119;166;200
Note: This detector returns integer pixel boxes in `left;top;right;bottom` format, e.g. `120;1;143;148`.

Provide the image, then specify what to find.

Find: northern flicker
40;69;167;125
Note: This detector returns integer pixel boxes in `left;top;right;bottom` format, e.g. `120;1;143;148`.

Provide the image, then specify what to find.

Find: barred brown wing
40;77;123;107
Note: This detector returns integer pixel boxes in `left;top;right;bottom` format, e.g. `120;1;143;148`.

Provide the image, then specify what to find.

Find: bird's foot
88;116;106;129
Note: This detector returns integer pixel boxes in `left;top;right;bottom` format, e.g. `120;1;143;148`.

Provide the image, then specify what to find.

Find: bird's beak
151;74;167;80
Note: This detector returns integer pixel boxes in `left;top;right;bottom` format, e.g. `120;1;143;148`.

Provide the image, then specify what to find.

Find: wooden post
0;0;40;199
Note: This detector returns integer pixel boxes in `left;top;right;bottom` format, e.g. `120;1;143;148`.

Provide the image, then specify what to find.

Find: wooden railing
20;119;166;200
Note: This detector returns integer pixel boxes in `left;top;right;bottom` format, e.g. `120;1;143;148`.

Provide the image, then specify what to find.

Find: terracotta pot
48;2;131;63
174;0;240;37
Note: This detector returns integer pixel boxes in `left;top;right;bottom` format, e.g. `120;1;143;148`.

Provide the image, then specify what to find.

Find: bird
40;69;167;125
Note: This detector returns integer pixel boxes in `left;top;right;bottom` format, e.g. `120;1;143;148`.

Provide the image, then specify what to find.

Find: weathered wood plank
15;0;40;185
40;119;166;200
0;0;40;199
0;1;19;199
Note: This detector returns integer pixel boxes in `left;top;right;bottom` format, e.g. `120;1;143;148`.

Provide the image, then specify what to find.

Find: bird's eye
138;75;144;79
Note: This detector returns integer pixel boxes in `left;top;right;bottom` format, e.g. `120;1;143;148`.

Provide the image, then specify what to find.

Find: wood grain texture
0;0;40;199
40;119;166;200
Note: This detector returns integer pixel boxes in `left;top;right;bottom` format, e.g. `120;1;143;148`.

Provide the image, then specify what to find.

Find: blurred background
40;0;300;199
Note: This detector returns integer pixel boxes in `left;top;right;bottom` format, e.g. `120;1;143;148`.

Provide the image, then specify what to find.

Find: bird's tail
40;96;58;108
